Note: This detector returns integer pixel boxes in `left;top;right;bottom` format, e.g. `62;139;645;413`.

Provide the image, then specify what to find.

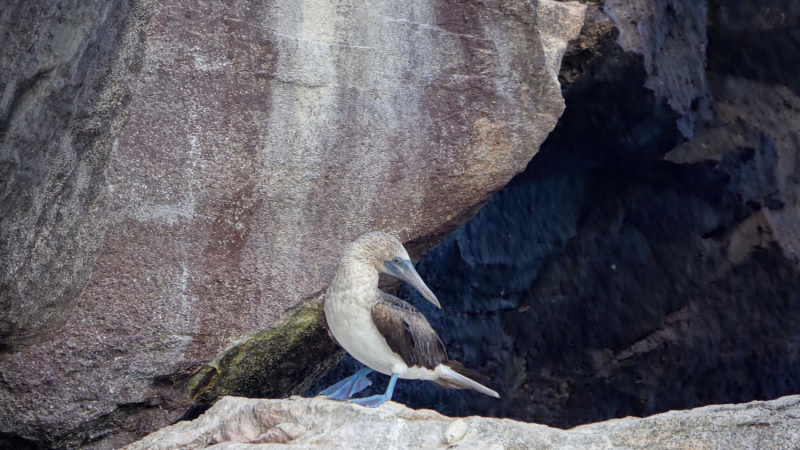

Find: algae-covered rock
184;294;343;407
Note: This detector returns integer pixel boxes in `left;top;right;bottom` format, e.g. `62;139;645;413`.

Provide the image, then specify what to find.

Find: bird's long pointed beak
384;259;441;308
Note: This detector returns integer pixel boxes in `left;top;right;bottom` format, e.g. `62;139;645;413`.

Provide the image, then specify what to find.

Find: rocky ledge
124;395;800;449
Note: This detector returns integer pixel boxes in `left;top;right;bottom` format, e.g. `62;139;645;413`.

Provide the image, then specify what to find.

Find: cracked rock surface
124;395;800;450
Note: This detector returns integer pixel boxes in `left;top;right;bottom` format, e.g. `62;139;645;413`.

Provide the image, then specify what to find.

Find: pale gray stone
445;418;467;444
124;395;800;450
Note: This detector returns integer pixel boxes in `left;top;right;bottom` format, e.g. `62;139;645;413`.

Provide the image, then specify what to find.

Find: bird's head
349;232;441;308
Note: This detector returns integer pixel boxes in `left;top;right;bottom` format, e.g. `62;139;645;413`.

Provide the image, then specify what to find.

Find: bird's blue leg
348;373;398;407
319;367;373;401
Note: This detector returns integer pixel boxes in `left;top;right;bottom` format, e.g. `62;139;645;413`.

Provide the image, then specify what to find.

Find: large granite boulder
123;395;800;450
318;0;800;429
0;0;585;448
0;0;157;351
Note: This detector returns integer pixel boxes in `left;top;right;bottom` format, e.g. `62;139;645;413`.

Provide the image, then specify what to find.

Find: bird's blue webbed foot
347;393;391;407
348;373;398;408
319;367;373;401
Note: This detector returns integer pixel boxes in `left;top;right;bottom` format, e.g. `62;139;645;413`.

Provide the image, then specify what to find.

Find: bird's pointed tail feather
434;363;500;398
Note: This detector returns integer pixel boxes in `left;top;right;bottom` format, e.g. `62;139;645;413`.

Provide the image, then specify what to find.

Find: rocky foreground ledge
124;395;800;449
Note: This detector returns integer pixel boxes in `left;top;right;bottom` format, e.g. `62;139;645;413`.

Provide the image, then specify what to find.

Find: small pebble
445;419;467;444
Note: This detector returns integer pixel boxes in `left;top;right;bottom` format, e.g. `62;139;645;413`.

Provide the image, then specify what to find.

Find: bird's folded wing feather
372;292;447;370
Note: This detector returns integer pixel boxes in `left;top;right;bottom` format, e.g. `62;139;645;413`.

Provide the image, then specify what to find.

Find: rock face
0;0;157;351
0;0;584;448
318;0;800;429
124;395;800;449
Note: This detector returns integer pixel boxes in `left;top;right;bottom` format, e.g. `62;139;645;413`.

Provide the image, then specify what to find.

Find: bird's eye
392;257;401;264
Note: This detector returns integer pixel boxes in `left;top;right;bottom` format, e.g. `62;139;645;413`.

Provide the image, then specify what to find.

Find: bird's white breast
325;286;402;376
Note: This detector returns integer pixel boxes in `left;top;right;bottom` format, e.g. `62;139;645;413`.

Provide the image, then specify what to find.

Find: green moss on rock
182;294;343;405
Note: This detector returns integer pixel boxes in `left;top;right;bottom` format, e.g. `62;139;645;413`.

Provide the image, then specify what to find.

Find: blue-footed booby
320;232;499;407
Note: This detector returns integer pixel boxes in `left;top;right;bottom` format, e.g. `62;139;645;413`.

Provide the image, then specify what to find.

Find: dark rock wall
316;0;800;428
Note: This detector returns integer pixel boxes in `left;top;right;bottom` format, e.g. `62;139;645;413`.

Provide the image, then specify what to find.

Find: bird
319;231;499;407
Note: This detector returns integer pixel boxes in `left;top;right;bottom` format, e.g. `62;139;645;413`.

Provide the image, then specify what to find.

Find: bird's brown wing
371;292;447;370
